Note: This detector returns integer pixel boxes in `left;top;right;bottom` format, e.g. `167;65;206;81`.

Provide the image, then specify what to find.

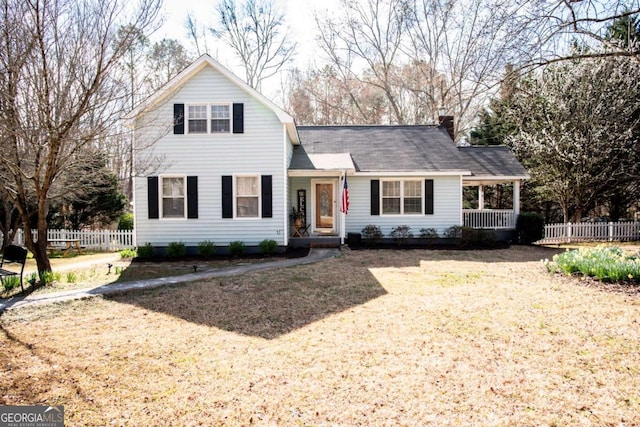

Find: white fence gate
4;229;136;251
539;222;640;244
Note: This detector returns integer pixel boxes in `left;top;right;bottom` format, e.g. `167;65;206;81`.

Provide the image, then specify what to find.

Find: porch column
513;180;521;215
478;185;485;210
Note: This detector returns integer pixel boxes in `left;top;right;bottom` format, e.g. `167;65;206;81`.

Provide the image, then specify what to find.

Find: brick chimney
438;115;455;141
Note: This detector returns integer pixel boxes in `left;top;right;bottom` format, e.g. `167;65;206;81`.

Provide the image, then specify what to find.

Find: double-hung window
187;104;230;134
161;176;186;218
382;180;423;215
235;176;259;218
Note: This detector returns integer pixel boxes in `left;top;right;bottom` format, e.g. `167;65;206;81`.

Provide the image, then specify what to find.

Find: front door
315;182;335;231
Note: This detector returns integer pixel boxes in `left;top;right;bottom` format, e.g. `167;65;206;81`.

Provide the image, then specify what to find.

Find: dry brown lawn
1;246;639;426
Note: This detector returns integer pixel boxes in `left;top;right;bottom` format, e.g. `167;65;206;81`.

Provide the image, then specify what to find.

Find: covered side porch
458;145;529;230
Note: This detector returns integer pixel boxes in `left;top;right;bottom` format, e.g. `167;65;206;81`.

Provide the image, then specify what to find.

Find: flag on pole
341;173;349;214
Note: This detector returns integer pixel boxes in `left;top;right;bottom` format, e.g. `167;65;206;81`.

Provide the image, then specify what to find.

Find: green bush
460;227;496;248
390;225;413;239
228;240;246;256
419;228;439;238
137;242;154;258
443;225;463;239
166;241;186;258
545;246;640;282
361;224;383;241
40;271;61;285
198;240;217;258
516;212;545;245
118;213;134;230
2;276;19;291
259;239;278;255
66;272;78;283
119;248;137;258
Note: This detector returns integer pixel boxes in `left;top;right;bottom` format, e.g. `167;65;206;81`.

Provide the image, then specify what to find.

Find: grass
1;246;640;426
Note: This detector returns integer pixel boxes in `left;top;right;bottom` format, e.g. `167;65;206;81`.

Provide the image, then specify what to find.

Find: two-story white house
127;55;528;253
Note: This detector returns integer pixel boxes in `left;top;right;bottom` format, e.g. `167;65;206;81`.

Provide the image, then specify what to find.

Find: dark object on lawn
0;245;28;293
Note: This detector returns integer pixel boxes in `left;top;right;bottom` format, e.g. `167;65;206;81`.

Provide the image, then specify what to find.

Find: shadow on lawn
107;263;388;340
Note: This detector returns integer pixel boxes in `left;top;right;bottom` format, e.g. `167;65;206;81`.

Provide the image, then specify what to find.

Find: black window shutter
425;179;434;215
187;176;198;219
261;175;272;218
232;103;244;134
147;176;159;219
222;175;233;218
173;104;184;134
370;179;380;216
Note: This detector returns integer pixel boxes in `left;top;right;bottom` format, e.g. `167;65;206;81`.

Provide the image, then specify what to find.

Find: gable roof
457;146;529;180
291;125;471;174
124;54;299;143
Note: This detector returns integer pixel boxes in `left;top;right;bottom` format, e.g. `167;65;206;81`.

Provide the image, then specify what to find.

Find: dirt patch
1;246;639;426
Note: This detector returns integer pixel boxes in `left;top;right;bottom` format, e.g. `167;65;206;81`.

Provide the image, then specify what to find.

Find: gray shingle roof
457;146;529;178
292;125;470;172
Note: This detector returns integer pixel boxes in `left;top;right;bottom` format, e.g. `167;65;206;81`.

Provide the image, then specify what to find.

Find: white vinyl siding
134;66;287;246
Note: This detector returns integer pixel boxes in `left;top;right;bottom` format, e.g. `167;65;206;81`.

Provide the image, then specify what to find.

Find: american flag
341;173;349;214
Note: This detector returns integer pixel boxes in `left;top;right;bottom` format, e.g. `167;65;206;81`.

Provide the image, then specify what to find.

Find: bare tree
0;0;161;274
211;0;296;90
186;12;211;56
315;0;410;124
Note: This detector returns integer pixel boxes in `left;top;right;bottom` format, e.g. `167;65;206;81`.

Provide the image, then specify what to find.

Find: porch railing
463;209;516;229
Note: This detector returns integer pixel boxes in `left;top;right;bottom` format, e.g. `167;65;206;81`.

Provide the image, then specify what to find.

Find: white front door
313;180;336;233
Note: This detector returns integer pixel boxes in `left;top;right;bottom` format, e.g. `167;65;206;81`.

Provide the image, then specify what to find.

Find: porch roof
291;125;470;173
457;146;529;181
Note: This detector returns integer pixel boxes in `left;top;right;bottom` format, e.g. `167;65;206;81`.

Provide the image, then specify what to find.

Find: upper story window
187;104;230;134
235;175;260;218
382;180;423;215
161;176;186;218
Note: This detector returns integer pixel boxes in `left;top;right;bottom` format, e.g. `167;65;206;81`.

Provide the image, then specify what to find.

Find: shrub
228;240;246;256
166;241;186;258
198;240;217;258
443;225;463;239
66;272;78;283
118;213;134;230
516;212;545;245
390;225;413;239
546;246;640;282
460;227;496;248
419;228;439;238
361;224;383;241
137;242;154;258
2;276;19;291
119;248;137;258
40;271;61;285
259;239;278;255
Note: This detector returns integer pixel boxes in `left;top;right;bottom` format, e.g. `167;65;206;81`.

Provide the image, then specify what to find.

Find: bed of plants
545;246;640;282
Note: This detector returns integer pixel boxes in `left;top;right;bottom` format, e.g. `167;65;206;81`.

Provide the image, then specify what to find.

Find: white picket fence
539;221;640;244
5;229;136;251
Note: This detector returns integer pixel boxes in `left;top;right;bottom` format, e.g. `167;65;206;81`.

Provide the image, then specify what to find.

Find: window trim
233;174;261;219
380;179;424;216
160;175;187;219
185;103;232;134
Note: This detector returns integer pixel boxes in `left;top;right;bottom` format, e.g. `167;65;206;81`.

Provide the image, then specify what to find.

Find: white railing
5;229;136;250
539;221;640;244
463;209;516;229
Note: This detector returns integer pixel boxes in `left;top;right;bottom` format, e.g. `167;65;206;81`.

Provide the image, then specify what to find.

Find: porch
463;209;516;229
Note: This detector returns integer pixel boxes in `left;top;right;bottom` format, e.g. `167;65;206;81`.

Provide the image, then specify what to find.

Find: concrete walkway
0;248;340;313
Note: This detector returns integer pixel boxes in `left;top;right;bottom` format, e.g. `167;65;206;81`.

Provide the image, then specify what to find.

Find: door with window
314;181;335;231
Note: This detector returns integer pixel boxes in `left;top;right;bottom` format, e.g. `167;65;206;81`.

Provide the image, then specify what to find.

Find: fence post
609;222;613;242
567;222;572;243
